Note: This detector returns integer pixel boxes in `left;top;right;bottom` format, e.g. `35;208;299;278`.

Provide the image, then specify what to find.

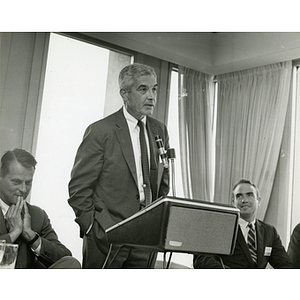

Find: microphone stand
163;148;176;268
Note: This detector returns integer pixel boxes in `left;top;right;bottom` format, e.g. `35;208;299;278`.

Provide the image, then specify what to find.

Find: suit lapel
255;221;264;267
146;119;159;170
0;209;8;235
115;109;138;187
237;225;255;267
146;119;160;200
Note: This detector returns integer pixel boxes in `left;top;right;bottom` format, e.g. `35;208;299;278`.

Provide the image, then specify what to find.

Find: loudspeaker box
106;196;239;255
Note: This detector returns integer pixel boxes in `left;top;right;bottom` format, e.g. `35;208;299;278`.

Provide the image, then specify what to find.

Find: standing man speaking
68;63;170;268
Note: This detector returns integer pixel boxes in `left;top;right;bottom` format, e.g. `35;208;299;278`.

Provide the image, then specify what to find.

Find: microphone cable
219;256;226;269
101;243;113;269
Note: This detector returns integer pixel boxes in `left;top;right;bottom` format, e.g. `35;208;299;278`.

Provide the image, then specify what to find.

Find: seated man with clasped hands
0;148;81;268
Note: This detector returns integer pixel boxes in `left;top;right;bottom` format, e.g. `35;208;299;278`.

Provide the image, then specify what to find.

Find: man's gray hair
118;63;157;91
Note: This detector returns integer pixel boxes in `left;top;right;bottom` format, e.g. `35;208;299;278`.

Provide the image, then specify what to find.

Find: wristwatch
28;232;40;245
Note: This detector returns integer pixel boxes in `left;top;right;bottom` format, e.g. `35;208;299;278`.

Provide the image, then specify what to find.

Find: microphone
155;135;168;168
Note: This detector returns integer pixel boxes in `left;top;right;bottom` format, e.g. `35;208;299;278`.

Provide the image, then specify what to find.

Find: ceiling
80;32;300;75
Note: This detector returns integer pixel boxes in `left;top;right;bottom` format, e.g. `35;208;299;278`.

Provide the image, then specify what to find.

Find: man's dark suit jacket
194;219;293;269
68;108;170;258
0;203;72;268
287;223;300;268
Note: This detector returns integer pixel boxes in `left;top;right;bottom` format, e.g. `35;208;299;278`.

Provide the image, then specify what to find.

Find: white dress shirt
239;217;256;243
123;106;150;203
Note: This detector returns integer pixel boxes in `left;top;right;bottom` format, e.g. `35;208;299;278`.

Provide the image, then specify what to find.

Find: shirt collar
123;106;147;127
239;217;256;229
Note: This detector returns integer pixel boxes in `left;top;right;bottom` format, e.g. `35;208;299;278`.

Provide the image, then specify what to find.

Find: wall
103;51;132;117
0;32;49;156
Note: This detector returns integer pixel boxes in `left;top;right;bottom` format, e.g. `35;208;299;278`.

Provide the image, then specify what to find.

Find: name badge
264;247;272;256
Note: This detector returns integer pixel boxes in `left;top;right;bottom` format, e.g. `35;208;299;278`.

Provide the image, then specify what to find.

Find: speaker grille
165;206;237;255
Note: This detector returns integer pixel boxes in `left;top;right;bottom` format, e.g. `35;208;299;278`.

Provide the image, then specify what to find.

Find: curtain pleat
214;61;292;220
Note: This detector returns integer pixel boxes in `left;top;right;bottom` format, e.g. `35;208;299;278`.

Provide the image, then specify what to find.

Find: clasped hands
6;196;37;244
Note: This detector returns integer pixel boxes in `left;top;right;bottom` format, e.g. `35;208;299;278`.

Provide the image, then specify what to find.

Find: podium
106;196;239;256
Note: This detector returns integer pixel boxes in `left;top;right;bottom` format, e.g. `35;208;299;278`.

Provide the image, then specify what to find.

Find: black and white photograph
0;1;299;299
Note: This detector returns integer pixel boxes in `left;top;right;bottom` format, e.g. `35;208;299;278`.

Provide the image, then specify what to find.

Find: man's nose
18;182;27;193
147;89;155;99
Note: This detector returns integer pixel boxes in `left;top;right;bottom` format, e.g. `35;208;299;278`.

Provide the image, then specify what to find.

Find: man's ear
120;89;128;102
257;196;261;206
231;195;236;206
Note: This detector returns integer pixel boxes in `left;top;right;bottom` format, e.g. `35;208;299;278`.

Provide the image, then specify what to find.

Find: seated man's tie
247;223;257;266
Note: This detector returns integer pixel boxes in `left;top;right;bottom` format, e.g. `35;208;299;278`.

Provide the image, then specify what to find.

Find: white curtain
178;67;214;201
214;61;292;220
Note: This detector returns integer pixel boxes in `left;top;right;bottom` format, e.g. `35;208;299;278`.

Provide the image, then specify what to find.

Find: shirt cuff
31;237;42;256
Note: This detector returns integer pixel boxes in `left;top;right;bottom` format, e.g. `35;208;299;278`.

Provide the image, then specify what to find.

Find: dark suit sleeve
268;226;294;268
0;213;11;242
193;254;225;268
287;223;300;268
68;123;114;235
32;207;72;268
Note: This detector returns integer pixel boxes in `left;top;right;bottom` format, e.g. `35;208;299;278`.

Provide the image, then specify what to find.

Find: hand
6;196;24;242
21;200;36;242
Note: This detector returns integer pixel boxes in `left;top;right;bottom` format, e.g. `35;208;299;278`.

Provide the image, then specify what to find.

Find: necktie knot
137;120;143;129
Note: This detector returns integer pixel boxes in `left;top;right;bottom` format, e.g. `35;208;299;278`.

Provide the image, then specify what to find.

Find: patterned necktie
247;223;257;266
137;120;152;206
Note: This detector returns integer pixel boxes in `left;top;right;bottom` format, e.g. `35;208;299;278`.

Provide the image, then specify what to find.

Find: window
163;69;193;268
30;33;131;262
290;64;300;235
167;69;184;198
